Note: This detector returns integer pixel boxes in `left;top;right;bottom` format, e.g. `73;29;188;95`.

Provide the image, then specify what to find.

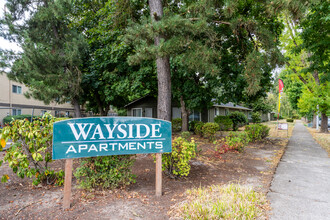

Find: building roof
125;96;252;111
124;95;150;108
213;102;252;111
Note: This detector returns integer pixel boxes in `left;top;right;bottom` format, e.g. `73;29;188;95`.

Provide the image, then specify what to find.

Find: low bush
188;121;197;132
3;114;42;125
172;118;182;132
251;112;261;124
245;124;270;142
0;113;64;186
202;122;219;141
194;121;204;136
286;118;294;122
224;131;250;152
229;111;248;131
162;137;196;178
75;155;136;191
214;115;233;131
180;131;191;141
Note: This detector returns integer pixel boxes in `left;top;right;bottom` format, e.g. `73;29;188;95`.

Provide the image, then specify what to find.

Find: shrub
180;131;191;141
162;137;196;178
194;121;204;136
224;131;250;152
229;111;248;131
188;120;198;132
251;112;261;124
245;124;270;142
286;118;294;122
0;113;64;186
202;122;219;141
214;115;233;131
172;118;182;132
3;114;42;125
75;155;136;191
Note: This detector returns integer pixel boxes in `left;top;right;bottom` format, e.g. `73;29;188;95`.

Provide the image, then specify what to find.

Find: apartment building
0;73;75;126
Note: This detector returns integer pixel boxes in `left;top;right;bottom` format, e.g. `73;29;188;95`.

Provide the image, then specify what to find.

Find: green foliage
174;184;267;219
188;121;198;132
286;119;294;123
180;131;191;141
193;121;204;136
202;122;219;141
3;115;42;125
172;118;182;132
74;155;136;191
1;0;88;112
251;112;261;124
214;115;233;131
229;111;248;131
249;98;273;114
0;113;63;186
224;132;250;153
162;137;196;178
126;1;285;115
245;124;270;142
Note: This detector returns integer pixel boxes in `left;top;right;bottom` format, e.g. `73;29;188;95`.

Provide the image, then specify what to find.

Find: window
172;107;181;119
225;109;229;116
189;110;201;121
12;85;22;94
41;110;47;115
66;111;70;117
132;108;142;117
12;109;22;116
215;108;219;116
55;111;60;117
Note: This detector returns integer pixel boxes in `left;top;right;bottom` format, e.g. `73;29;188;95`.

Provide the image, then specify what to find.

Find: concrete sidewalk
268;121;330;219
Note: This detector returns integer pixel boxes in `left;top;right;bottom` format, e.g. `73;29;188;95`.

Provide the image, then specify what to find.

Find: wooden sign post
63;159;73;209
52;117;172;209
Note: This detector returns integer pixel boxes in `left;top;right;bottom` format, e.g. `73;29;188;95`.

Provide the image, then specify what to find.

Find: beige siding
0;73;74;126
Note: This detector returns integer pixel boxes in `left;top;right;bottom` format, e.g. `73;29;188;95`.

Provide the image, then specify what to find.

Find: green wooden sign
53;117;172;160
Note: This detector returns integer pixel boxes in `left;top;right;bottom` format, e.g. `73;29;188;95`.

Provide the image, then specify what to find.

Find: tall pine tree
0;0;88;117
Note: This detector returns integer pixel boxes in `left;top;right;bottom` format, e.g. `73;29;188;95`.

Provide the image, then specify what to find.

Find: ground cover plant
0;114;64;186
170;184;268;219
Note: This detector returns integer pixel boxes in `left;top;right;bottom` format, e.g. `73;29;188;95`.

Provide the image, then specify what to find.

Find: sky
0;0;21;51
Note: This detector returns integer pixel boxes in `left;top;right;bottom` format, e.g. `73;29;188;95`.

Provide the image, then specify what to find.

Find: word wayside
53;117;172;160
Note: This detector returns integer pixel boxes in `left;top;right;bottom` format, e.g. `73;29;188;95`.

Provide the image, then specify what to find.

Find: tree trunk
149;0;171;122
320;113;328;133
72;98;81;118
149;0;171;198
180;96;188;132
312;113;316;128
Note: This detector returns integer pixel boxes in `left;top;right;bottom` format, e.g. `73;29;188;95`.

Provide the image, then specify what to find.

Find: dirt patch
0;135;287;220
